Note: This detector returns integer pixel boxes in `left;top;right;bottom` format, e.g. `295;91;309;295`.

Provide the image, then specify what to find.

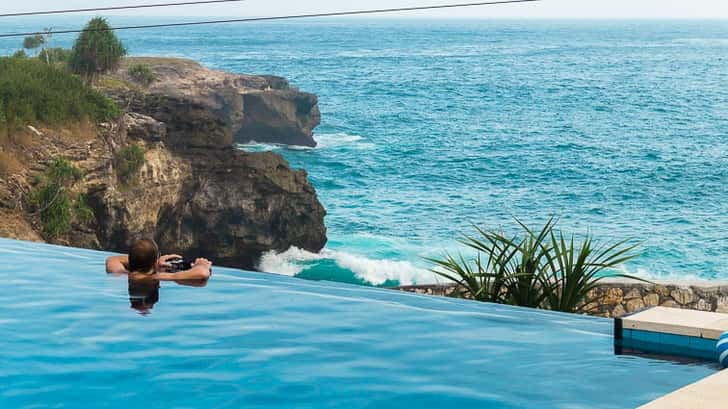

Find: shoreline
395;278;728;318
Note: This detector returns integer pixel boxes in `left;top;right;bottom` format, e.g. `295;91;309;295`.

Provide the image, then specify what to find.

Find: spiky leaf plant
544;231;644;314
430;218;645;313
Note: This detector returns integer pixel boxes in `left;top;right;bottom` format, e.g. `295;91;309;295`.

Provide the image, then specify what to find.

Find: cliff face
111;57;321;148
0;57;327;270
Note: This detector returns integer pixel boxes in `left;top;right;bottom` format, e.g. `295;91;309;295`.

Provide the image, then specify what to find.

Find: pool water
0;238;715;408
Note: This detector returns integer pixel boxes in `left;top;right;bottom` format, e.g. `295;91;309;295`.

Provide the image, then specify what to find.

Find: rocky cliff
110;57;321;148
0;57;327;270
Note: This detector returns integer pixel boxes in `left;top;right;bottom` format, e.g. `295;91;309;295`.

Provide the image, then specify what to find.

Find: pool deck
621;307;728;339
639;370;728;408
626;307;728;408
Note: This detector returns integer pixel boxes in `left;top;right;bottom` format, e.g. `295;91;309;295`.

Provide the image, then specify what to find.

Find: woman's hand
193;258;213;271
156;254;183;272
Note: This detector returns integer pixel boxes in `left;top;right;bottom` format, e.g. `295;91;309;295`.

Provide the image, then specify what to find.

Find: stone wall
395;280;728;318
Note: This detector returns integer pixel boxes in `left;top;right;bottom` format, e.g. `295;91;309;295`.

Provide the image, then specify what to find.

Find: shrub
0;57;119;128
30;158;83;239
23;35;44;55
429;218;645;313
115;144;145;183
12;50;27;59
38;48;73;65
73;193;95;223
127;63;157;86
69;17;126;82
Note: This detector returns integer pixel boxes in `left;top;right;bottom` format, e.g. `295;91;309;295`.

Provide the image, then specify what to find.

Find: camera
167;258;193;273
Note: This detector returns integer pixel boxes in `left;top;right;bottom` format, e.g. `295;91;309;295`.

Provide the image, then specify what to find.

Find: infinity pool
0;238;714;408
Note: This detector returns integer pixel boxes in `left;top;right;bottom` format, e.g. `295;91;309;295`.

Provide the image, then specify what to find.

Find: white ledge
622;307;728;340
639;370;728;408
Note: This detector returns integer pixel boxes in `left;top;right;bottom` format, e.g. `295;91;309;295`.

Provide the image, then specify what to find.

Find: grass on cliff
127;63;157;87
428;218;647;314
30;158;92;239
0;57;119;131
115;144;146;184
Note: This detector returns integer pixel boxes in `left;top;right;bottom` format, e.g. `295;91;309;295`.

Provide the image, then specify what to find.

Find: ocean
1;18;727;285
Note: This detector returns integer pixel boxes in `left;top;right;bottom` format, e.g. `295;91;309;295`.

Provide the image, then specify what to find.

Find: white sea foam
674;38;728;46
237;133;373;152
258;246;325;276
258;246;436;286
615;265;706;283
315;133;375;149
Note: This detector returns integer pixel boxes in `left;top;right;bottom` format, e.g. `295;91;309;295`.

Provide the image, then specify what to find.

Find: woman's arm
106;255;129;275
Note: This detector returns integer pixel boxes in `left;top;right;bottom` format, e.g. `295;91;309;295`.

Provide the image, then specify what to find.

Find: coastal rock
671;288;695;305
716;296;728;313
0;58;328;270
612;304;627;318
625;298;645;313
108;57;321;148
124;113;166;141
654;285;671;297
643;293;660;307
87;123;326;271
624;288;642;300
660;300;679;308
602;287;624;305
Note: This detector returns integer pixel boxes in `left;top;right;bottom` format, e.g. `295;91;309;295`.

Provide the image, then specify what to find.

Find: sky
1;0;728;19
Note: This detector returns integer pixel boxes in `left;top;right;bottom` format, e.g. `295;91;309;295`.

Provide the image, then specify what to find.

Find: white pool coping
627;307;728;408
639;370;728;409
622;307;728;340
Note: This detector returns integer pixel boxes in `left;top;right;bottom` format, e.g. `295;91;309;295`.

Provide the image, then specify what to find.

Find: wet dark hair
129;279;160;315
128;238;159;274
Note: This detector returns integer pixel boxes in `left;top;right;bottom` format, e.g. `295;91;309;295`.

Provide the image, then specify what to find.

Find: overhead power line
0;0;541;38
0;0;247;18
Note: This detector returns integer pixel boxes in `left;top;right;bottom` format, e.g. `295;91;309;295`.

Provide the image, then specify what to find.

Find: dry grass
0;150;22;176
59;119;97;142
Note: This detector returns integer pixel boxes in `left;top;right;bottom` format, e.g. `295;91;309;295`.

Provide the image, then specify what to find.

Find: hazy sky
2;0;728;19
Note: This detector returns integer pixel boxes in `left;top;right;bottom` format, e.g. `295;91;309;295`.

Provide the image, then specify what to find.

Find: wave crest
258;247;435;286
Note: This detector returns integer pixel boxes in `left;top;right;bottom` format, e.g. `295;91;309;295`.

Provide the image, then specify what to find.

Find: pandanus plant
429;218;646;314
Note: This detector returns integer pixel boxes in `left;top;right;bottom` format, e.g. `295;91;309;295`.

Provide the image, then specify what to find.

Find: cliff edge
110;57;321;148
0;57;327;270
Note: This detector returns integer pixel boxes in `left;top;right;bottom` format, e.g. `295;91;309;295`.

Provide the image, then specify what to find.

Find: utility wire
0;0;540;38
0;0;246;18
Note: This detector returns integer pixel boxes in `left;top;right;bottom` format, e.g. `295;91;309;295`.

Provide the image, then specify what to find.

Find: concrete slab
621;307;728;340
639;370;728;409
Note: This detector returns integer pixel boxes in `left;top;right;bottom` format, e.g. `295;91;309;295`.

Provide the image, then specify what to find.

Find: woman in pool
105;238;212;281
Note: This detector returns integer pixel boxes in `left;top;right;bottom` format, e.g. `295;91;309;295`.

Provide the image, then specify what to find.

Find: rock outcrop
0;57;327;270
110;57;321;148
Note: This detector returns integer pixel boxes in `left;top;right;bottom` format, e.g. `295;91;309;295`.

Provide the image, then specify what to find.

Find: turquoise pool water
0;238;715;408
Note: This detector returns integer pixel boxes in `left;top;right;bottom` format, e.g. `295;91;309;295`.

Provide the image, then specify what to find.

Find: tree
23;35;44;56
69;17;126;83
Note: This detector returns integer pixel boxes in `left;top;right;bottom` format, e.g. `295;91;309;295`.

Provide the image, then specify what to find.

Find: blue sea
1;18;727;285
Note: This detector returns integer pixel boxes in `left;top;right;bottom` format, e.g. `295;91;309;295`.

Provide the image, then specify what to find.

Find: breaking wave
258;246;436;286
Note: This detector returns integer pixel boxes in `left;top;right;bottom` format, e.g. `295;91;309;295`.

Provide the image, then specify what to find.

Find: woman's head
128;238;159;274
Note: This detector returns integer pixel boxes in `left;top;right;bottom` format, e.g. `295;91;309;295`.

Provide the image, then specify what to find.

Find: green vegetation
69;17;126;82
0;57;119;130
38;48;72;65
12;50;27;59
73;193;95;223
127;63;157;86
23;35;44;56
30;158;89;239
115;144;146;183
429;218;644;314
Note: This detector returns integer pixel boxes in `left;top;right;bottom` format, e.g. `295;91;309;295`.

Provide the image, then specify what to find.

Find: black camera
167;258;193;273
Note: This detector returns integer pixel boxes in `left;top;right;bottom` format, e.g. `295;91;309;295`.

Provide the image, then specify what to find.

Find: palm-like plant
429;218;645;314
544;231;644;313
